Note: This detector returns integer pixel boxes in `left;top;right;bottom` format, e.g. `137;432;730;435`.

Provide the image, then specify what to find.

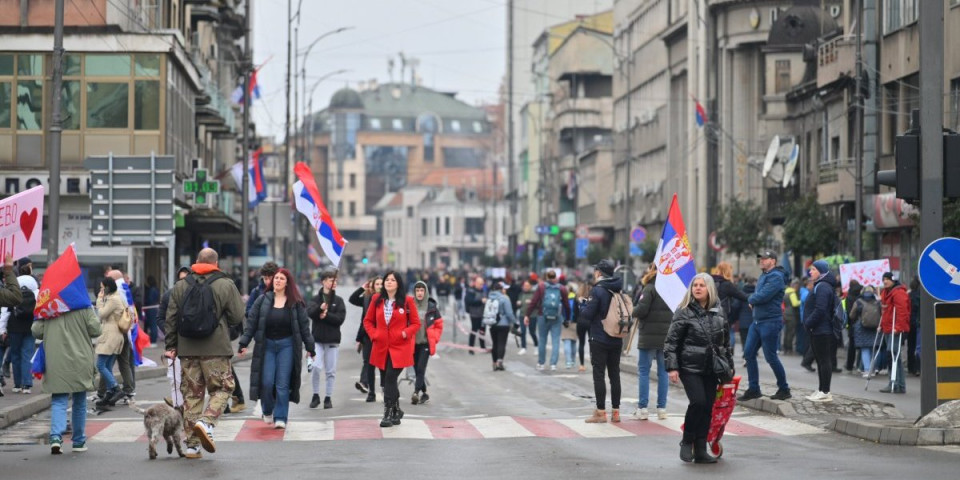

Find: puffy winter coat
880;283;910;333
850;293;881;348
664;302;732;376
307;289;346;344
415;297;445;355
749;266;788;322
350;287;373;343
239;292;315;403
802;272;837;337
632;278;673;350
363;294;421;369
578;275;624;346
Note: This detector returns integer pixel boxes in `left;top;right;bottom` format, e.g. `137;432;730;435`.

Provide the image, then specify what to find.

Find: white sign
0;185;44;259
839;259;891;294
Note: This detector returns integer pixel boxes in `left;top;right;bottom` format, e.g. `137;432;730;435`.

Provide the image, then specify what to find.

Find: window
87;83;129;128
421;218;428;236
450;120;461;132
349;173;356;189
884;0;918;34
369;118;381;130
0;82;9;128
442;147;485;168
830;136;840;163
17;55;43;75
336;201;344;217
472;121;483;133
134;80;159;130
465;218;485;235
16;80;43;130
951;78;960;131
445;217;450;235
349;201;356;216
134;54;160;76
392;118;403;130
418;114;438;162
407;206;414;218
775;60;791;94
435;217;440;235
85;54;131;76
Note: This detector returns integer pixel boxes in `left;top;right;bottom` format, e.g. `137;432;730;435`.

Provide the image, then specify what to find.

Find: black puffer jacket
664;302;732;376
307;289;346;344
632;278;673;350
578;275;624;347
350;287;373;343
712;275;747;324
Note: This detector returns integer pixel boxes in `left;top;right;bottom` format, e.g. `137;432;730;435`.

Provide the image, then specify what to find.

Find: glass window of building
392;118;403;130
370;118;381;130
450;120;461;132
87;82;129;128
85;54;132;76
16;80;43;130
472;121;483;133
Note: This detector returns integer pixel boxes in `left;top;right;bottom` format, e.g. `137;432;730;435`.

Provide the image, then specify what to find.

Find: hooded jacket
31;308;101;394
880;282;910;333
578;275;624;346
802;271;838;336
486;290;517;328
0;274;39;334
632;277;673;350
664;302;732;376
307;288;346;344
712;274;748;322
748;265;788;322
413;281;445;354
0;265;21;308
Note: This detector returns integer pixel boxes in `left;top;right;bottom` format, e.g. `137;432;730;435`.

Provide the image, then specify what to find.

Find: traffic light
362;256;369;264
875;109;960;202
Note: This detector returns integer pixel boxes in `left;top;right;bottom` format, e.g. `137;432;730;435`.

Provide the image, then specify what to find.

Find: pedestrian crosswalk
52;413;822;443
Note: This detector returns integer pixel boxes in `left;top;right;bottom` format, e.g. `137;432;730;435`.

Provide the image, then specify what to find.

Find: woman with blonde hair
664;273;733;464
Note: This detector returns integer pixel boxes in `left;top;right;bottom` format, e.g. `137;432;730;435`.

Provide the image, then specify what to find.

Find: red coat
363;294;421;369
426;318;444;355
880;284;910;334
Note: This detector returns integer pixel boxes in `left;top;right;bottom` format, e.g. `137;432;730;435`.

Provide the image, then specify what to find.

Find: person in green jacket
0;254;22;307
32;307;102;454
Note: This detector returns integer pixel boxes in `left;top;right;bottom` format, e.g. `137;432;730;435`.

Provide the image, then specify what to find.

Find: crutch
864;324;884;390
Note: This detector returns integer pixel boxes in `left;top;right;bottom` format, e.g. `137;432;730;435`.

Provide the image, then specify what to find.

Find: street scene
2;0;960;476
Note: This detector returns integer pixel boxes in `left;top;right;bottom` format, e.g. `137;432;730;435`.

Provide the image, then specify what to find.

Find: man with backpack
0;257;39;394
578;259;629;423
802;260;839;402
524;270;571;371
164;248;245;459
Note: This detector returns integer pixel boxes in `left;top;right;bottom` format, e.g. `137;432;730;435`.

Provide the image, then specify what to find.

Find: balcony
817;158;856;205
817;36;855;88
552;97;613;132
195;75;237;135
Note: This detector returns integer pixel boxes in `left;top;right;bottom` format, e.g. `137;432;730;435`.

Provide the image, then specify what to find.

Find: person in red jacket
363;271;421;428
879;272;910;393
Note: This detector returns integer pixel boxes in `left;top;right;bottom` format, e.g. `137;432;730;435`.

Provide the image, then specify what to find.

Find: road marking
283;421;335;441
424;419;484;439
469;416;535;438
88;421;145;443
555;419;634;438
380;419;433;439
732;415;825;436
512;417;581;438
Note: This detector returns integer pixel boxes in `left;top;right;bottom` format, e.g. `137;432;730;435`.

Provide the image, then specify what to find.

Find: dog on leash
129;401;186;460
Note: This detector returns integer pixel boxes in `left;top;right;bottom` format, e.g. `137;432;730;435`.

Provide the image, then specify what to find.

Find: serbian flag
292;161;347;266
654;194;697;312
307;245;322;267
34;244;92;319
230;147;267;208
694;99;708;127
231;66;263;105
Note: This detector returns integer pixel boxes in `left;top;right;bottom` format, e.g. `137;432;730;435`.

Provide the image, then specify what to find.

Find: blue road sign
629;242;644;258
631;226;647;244
575;238;589;259
918;237;960;302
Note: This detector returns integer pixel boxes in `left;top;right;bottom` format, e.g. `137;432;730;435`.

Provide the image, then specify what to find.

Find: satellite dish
782;144;800;188
762;135;780;178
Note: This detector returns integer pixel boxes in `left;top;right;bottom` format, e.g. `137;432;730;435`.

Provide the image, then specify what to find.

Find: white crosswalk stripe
468;416;536;438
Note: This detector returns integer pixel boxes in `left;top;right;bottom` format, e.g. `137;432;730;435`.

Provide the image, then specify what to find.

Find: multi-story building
0;0;249;287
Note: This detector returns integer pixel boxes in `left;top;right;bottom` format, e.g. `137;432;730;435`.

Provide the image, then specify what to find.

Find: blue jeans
744;320;789;392
8;333;35;388
563;339;576;366
537;317;562;366
144;310;159;344
860;347;874;372
885;333;906;390
97;354;119;390
50;392;87;444
637;348;668;409
261;337;294;422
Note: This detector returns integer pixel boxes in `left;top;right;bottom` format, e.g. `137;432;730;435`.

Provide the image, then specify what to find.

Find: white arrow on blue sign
918;237;960;302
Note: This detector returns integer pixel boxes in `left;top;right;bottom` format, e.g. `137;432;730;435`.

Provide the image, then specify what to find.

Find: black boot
309;394;321;409
366;392;377;403
380;404;394;428
679;441;694;463
391;401;404;425
694;439;718;464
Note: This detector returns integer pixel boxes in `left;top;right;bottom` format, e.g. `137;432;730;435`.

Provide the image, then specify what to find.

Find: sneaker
419;392;430;404
72;442;87;452
657;408;668;420
770;389;792;401
801;363;816;372
411;392;420;405
355;381;369;394
185;446;202;459
365;393;376;403
21;388;31;394
274;421;286;429
737;389;763;401
309;394;321;409
565;363;574;370
517;348;527;356
815;392;833;402
12;387;21;394
50;437;62;455
263;414;274;424
879;386;893;393
550;365;557;371
805;391;825;401
193;421;216;453
536;364;544;371
324;396;333;409
632;408;649;420
861;371;873;378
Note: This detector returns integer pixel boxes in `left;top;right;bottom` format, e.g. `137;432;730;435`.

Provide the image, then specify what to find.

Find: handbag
701;316;733;384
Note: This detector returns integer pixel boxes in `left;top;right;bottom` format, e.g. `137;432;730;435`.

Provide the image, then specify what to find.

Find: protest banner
0;186;44;259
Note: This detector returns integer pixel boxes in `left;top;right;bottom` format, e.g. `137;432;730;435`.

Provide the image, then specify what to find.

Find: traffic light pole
918;1;942;417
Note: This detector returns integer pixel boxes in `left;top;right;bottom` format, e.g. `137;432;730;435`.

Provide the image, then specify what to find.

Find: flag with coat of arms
654;194;697;312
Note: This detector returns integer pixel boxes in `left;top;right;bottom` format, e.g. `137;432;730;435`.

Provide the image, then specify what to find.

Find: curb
830;418;960;446
0;366;166;430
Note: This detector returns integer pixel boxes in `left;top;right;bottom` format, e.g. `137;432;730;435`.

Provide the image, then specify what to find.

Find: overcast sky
252;0;508;140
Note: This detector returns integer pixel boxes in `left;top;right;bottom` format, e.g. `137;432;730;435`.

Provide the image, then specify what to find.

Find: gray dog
129;401;186;460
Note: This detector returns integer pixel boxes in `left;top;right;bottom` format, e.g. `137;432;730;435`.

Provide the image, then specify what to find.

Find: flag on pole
230;147;267;209
34;244;92;319
654;194;697;312
292;162;347;266
231;66;263;105
307;245;322;267
694;99;708;127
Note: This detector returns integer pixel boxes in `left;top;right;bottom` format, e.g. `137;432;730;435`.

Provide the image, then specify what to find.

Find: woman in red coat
363;271;420;428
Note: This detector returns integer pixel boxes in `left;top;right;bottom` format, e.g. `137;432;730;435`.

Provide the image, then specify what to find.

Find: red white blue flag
694;99;708;127
307;245;322;268
654;194;697;312
231;66;263;105
230;147;267;209
34;244;92;319
292;162;347;267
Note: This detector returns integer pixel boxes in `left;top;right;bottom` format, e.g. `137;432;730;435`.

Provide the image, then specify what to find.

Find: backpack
9;286;36;332
859;299;881;329
542;284;563;321
177;272;227;339
602;289;635;338
482;296;501;326
827;290;846;342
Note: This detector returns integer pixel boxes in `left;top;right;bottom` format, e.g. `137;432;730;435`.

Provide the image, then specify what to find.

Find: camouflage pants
180;356;234;446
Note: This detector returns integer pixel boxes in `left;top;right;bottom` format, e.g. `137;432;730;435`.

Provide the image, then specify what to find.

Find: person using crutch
878;272;910;394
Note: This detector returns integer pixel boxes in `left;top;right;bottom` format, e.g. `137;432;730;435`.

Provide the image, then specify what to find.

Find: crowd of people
6;245;922;464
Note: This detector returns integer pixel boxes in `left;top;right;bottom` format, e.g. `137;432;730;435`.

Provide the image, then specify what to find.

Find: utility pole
853;0;864;261
507;0;515;259
918;0;943;417
240;0;252;296
623;47;632;243
283;0;292;267
47;0;64;263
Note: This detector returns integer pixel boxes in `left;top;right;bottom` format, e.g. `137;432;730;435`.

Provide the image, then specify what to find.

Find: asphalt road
1;289;956;478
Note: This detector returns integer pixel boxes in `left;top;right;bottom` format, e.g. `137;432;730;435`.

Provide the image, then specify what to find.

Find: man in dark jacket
739;250;791;401
246;261;279;316
578;259;624;423
464;276;487;354
307;271;346;409
844;280;863;372
0;254;22;308
802;260;838;402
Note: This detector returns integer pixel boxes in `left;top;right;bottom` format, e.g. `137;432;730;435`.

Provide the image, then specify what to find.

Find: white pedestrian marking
732;415;824;436
469;416;535;438
283;421;335;441
88;421;144;443
652;416;686;434
380;419;433;439
556;419;634;438
212;419;245;441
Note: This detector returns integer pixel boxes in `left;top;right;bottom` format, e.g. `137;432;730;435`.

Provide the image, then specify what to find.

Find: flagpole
240;0;252;296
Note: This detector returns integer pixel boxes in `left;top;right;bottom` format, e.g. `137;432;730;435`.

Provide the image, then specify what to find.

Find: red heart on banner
20;208;38;242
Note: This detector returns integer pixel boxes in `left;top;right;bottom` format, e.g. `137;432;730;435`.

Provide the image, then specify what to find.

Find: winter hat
812;260;829;275
882;272;894;282
593;259;616;277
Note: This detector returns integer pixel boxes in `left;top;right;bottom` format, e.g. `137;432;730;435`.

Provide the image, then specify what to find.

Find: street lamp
304;69;351;200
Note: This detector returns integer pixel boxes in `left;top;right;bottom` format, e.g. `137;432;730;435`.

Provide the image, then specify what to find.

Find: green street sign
183;169;219;206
